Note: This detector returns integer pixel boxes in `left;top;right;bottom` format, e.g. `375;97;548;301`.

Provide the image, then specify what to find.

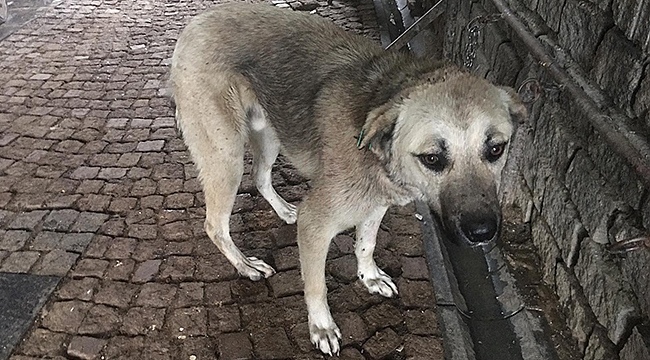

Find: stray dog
170;3;526;355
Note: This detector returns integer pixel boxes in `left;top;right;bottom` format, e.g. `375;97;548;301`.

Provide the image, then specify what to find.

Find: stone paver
0;0;444;358
66;336;108;360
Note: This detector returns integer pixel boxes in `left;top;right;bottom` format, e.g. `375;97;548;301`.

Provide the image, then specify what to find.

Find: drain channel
416;202;559;360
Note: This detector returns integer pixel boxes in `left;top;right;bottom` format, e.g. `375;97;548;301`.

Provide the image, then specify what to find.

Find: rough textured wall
442;0;650;359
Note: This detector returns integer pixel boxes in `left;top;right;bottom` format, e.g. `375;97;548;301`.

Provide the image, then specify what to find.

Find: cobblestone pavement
0;0;444;358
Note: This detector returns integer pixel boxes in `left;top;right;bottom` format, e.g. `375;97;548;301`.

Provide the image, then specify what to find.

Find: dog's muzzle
438;182;502;246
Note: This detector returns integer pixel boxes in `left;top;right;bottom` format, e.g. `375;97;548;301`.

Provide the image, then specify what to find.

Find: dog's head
361;71;527;246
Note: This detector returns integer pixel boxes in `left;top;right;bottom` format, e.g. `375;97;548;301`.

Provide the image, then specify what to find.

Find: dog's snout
460;215;498;243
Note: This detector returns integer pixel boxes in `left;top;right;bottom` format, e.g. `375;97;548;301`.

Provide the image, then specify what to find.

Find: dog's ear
358;102;400;161
498;86;528;124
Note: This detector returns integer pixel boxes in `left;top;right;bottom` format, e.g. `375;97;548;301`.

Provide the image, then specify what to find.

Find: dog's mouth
434;211;501;248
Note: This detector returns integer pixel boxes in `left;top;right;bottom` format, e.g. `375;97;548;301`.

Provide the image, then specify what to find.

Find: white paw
310;322;341;356
277;202;298;224
236;256;276;281
359;267;398;297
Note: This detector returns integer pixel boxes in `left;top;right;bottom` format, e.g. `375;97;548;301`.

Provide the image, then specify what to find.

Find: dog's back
171;4;383;165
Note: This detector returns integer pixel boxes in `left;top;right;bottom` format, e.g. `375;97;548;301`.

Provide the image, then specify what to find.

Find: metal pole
385;0;445;51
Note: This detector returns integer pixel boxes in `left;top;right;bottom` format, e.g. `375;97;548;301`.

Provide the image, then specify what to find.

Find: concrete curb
417;201;476;360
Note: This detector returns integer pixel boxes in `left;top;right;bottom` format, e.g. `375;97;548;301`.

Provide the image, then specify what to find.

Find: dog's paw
359;267;398;298
277;202;298;224
310;322;341;356
237;256;276;281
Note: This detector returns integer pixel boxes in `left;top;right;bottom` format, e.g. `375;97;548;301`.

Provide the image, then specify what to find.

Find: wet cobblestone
0;0;444;358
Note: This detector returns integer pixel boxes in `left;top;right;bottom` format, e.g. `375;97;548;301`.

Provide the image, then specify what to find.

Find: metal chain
463;13;503;69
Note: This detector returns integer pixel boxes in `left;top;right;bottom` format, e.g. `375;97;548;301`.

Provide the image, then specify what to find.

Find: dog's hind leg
200;148;275;281
175;82;275;281
355;206;398;297
248;105;298;224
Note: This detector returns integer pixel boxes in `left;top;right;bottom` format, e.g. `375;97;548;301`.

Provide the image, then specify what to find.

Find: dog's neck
372;154;417;207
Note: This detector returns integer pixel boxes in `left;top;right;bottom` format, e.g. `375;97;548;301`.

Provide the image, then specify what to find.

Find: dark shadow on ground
0;273;60;360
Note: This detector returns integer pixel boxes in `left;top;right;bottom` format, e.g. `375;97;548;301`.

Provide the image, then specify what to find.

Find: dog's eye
417;153;447;172
486;143;506;162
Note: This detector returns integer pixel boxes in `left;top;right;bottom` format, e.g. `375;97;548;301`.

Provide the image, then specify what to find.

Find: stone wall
441;0;650;358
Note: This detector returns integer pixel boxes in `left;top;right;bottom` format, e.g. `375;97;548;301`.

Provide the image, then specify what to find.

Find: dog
170;3;526;355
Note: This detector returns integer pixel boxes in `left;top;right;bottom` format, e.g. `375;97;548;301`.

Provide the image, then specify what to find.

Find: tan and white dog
170;3;526;355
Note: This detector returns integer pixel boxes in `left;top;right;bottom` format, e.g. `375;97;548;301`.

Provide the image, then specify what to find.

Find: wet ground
500;220;582;360
0;0;444;359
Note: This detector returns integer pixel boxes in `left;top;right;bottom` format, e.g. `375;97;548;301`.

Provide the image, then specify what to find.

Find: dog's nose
460;215;498;243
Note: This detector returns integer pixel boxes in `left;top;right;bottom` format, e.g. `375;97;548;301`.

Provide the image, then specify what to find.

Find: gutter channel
416;202;559;360
370;1;562;358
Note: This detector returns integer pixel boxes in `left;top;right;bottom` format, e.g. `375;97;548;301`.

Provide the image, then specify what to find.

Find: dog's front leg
356;206;398;297
297;204;342;355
